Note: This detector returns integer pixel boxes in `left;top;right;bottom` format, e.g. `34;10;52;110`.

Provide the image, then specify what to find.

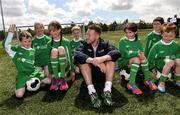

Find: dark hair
19;31;32;41
48;20;62;31
124;22;138;40
161;22;177;33
88;24;102;35
48;20;63;50
153;17;164;24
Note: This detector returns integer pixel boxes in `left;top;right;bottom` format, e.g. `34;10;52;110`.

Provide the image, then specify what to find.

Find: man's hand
92;57;104;66
86;57;94;64
8;24;16;33
97;63;106;73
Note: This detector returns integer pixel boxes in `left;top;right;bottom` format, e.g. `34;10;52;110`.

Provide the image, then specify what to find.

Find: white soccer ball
26;77;41;91
120;70;130;81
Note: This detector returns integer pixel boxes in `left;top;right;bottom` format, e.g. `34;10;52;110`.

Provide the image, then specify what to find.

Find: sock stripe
132;64;139;68
141;63;148;66
51;61;58;64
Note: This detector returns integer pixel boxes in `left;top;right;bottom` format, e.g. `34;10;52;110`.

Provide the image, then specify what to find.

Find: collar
73;38;82;42
160;39;174;45
36;35;45;39
53;39;61;42
125;37;135;41
21;46;32;50
153;30;161;35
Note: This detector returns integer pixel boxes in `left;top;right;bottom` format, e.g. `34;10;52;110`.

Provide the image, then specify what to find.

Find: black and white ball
26;77;41;91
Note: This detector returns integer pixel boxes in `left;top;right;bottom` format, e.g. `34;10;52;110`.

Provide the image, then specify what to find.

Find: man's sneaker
50;78;59;90
158;82;166;93
59;78;69;91
89;92;101;108
144;80;157;90
102;91;113;106
127;83;143;94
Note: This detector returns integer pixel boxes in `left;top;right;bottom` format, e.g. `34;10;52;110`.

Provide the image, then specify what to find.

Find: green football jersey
118;37;143;59
148;40;180;71
118;37;143;67
12;45;35;74
32;35;50;66
70;38;83;55
144;31;162;57
3;32;36;75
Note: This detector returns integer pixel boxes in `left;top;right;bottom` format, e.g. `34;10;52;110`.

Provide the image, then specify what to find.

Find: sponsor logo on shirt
97;49;104;53
88;49;92;52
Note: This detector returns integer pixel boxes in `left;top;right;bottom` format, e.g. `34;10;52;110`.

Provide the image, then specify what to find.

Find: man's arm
106;40;121;62
74;42;90;64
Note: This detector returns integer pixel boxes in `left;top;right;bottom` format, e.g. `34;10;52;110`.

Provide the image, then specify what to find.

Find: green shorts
16;70;45;89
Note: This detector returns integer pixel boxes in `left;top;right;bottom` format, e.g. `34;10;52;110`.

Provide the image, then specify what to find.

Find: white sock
103;81;112;92
87;84;96;95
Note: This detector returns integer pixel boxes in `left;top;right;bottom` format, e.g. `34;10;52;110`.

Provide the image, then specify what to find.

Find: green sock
51;57;59;79
129;63;139;85
173;74;180;81
59;54;66;78
160;74;168;82
141;61;151;81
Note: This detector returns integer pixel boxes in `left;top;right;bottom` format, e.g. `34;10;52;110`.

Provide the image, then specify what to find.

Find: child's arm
148;45;157;70
4;24;17;58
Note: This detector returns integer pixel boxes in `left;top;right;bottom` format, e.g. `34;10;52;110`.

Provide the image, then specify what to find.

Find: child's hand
138;51;145;60
70;71;75;81
8;24;16;33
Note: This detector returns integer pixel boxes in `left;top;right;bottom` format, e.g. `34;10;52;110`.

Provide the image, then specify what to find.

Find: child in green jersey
4;24;51;98
118;23;157;95
70;26;83;80
148;22;180;93
48;21;75;91
32;22;51;78
144;17;164;57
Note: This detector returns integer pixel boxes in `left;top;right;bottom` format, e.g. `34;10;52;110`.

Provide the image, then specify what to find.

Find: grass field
0;29;180;115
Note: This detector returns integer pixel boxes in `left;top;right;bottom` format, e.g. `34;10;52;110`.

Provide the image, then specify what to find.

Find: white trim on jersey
4;32;16;58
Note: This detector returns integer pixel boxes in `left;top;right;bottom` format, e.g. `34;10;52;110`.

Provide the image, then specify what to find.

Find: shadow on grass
166;81;180;98
0;94;24;110
120;74;156;103
41;80;74;102
74;81;128;114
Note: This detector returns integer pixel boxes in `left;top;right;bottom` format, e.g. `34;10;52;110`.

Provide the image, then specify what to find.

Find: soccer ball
26;77;41;91
120;69;130;81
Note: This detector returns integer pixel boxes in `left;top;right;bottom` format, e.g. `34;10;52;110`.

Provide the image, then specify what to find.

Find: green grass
0;29;180;115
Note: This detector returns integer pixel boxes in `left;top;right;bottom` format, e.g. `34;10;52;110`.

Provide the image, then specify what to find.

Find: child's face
162;31;175;43
35;24;44;36
72;29;81;40
20;36;32;48
153;21;162;33
49;27;61;39
125;29;136;39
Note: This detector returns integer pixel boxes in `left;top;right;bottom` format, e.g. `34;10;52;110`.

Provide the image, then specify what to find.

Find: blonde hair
34;22;44;29
71;25;81;32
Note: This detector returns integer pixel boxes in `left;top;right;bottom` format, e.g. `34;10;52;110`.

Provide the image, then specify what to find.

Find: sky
0;0;180;30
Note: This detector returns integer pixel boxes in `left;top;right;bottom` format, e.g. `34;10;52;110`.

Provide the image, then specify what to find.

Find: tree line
0;19;153;40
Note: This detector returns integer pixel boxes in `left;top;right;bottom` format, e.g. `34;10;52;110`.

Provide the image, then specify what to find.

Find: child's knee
133;57;140;64
175;59;180;66
165;59;175;67
51;48;58;56
15;91;24;98
58;46;65;54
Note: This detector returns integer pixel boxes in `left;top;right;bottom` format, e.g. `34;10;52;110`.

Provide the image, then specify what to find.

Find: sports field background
0;29;180;115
